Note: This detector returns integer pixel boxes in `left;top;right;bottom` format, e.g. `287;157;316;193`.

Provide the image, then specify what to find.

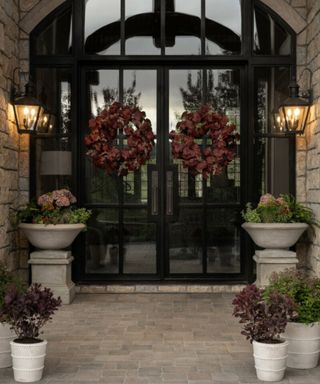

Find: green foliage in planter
282;194;315;225
242;193;318;225
265;269;320;324
16;201;39;224
17;189;91;225
242;203;261;223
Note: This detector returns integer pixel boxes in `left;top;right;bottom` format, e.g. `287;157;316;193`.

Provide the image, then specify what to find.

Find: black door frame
73;64;251;283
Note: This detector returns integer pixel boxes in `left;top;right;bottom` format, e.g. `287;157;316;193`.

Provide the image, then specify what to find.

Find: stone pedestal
28;250;76;304
253;249;298;287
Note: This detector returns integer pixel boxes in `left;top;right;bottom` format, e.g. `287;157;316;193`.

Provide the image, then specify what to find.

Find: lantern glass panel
15;104;43;133
283;105;310;133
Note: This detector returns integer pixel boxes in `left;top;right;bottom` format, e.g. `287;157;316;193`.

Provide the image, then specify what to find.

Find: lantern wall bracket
296;67;313;103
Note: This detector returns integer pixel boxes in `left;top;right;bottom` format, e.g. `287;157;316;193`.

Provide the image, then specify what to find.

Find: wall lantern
274;69;313;136
11;68;45;134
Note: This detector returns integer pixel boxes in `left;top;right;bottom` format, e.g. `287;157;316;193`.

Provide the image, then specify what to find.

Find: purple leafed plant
232;284;297;344
0;283;62;342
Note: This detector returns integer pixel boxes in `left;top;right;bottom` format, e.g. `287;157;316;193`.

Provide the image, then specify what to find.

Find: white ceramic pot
19;223;85;250
0;323;15;368
10;339;47;382
253;340;288;382
242;223;308;249
282;322;320;369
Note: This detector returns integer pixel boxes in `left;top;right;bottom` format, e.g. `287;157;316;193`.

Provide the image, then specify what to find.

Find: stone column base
28;250;76;304
253;249;298;287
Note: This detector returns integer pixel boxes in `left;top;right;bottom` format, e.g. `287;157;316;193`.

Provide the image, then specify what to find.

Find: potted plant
17;189;91;250
265;270;320;369
241;193;316;249
0;264;23;369
0;284;61;382
232;284;296;382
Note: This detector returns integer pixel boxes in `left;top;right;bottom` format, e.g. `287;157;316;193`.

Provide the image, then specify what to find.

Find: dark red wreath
84;102;155;176
169;105;239;179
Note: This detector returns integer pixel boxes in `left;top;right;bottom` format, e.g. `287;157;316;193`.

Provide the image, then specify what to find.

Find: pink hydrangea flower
37;193;54;208
38;189;77;210
51;189;77;207
259;193;275;205
64;190;77;204
55;195;70;207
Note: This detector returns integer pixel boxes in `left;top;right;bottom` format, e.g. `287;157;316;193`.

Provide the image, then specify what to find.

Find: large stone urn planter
19;223;85;304
242;223;308;287
241;223;308;249
19;223;85;250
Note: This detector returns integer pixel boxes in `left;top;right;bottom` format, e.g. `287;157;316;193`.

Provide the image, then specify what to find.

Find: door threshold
76;283;246;294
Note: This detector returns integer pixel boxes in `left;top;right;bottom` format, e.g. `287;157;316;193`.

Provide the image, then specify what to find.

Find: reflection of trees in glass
178;70;240;201
256;79;268;196
89;73;143;201
179;70;239;113
179;71;203;112
214;72;239;113
257;80;267;133
61;82;71;134
92;73;141;116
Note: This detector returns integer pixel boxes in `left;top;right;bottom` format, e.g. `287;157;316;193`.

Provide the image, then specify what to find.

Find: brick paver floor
1;293;319;384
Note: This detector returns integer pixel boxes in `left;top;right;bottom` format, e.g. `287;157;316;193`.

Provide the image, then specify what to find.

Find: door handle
151;170;158;215
166;170;173;216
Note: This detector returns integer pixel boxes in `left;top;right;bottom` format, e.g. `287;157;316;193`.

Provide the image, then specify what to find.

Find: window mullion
161;0;165;55
121;0;125;55
201;0;205;55
74;0;84;57
243;0;253;57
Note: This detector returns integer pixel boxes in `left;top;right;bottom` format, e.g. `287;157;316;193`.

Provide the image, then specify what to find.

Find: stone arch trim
260;0;306;33
20;0;306;36
20;0;67;34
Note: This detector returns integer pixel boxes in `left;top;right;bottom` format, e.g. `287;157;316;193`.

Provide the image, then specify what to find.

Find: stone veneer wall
295;0;320;275
2;0;320;279
0;0;29;279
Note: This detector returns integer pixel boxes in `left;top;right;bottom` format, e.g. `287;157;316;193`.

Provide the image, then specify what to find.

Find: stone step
76;284;246;294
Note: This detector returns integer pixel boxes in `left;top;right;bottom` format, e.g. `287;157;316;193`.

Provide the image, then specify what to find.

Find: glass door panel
123;208;157;273
167;68;241;276
83;68;158;276
206;208;240;273
86;208;120;274
169;208;203;274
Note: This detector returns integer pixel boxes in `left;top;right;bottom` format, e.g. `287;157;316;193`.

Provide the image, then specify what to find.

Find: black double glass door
79;66;244;281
